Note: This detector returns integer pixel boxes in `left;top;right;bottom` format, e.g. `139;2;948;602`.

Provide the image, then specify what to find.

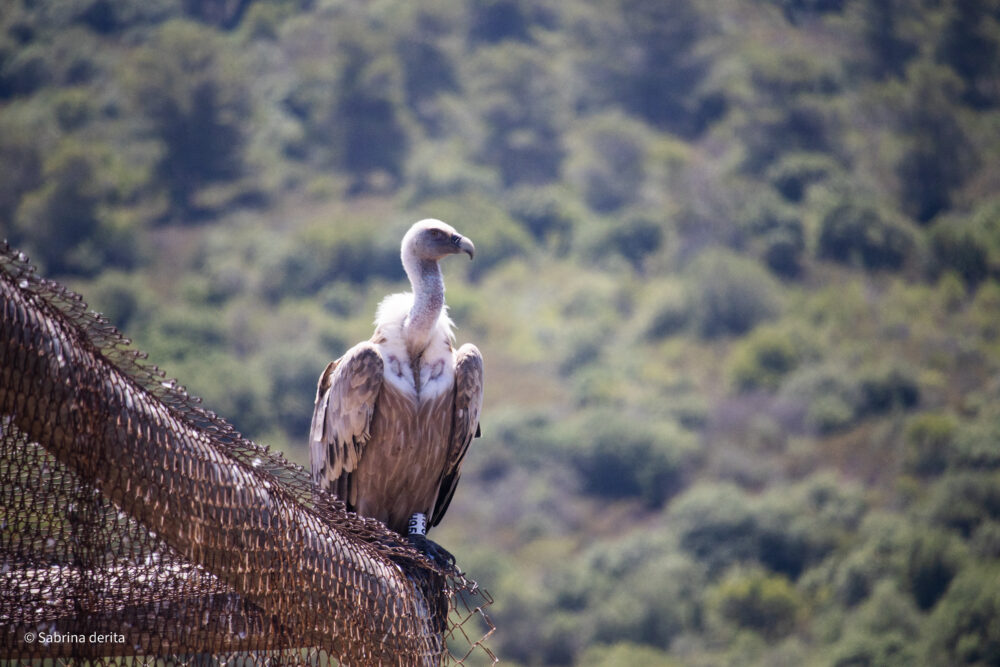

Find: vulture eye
429;228;445;239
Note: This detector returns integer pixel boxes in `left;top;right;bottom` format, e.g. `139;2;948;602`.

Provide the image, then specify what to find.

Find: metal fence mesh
0;243;496;665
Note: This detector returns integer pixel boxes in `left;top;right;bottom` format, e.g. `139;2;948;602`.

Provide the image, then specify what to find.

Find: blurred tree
557;534;704;652
571;0;718;137
566;410;697;507
124;20;250;217
732;49;843;173
0;128;41;226
466;43;566;186
779;364;860;434
261;220;402;300
926;472;1000;537
13;140;138;276
182;0;252;29
895;61;977;223
84;270;156;333
856;365;920;417
396;9;458;134
70;0;181;34
903;528;966;610
903;412;958;477
817;201;913;270
768;0;846;25
506;184;577;253
729;327;801;392
708;567;802;640
765;152;838;203
685;249;781;338
0;39;52;99
335;51;409;192
578;642;678;667
855;0;921;80
736;190;805;278
670;483;761;574
927;564;1000;665
828;581;921;667
937;0;1000;109
264;344;327;437
566;111;651;213
467;0;534;44
928;219;991;288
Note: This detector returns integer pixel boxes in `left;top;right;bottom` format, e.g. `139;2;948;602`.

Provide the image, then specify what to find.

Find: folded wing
309;341;384;508
430;343;484;528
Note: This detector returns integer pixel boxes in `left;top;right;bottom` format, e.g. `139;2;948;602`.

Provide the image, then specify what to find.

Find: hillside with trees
3;0;1000;664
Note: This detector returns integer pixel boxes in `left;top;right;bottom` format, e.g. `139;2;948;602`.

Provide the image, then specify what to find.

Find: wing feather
309;342;384;499
430;343;484;527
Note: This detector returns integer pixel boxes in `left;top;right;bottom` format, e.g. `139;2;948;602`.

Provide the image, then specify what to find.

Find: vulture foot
408;533;456;570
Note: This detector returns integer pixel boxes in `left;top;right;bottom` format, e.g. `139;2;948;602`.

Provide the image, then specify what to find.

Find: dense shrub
264;344;328;438
124;20;250;215
925;472;1000;537
0;128;41;224
669;478;860;579
262;221;403;300
643;280;691;340
927;564;1000;665
729;327;801;392
929;220;991;288
780;364;860;434
685;250;782;338
13;140;140;276
895;62;978;222
567;411;698;507
84;270;156;333
817;201;913;270
571;0;715;136
828;581;921;667
594;215;664;272
555;534;704;653
670;483;761;573
466;43;566;186
708;568;802;639
936;0;1000;109
903;528;966;610
856;365;920;416
506;184;577;253
951;415;1000;471
578;643;677;667
903;412;958;476
756;475;866;579
766;152;838;202
566;112;651;213
737;191;806;278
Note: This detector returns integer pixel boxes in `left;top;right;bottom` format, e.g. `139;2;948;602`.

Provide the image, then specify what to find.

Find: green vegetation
3;0;1000;664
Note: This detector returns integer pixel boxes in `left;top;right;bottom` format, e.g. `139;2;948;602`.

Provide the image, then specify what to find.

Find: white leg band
408;512;427;536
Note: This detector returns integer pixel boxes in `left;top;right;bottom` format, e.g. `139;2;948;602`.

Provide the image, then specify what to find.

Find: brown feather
309;342;383;490
430;343;484;528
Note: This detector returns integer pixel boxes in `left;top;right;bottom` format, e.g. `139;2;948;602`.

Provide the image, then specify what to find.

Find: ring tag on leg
408;512;427;536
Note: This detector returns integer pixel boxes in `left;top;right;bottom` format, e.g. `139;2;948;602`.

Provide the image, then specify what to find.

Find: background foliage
3;0;1000;664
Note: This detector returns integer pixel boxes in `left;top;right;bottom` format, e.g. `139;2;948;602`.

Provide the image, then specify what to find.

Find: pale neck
404;257;444;356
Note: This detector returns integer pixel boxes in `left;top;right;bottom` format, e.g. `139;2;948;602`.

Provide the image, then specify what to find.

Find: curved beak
451;234;475;260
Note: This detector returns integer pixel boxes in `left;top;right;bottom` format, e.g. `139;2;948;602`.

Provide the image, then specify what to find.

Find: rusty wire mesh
0;242;497;666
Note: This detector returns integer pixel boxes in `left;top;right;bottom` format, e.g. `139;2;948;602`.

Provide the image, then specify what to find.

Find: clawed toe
408;533;456;570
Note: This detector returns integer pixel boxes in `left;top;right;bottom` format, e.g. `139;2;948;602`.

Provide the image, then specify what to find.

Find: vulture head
402;219;475;265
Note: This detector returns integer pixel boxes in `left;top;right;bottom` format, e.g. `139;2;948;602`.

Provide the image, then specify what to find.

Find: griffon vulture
310;219;483;565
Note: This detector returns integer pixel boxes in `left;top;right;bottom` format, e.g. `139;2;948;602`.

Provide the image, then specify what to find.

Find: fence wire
0;242;496;666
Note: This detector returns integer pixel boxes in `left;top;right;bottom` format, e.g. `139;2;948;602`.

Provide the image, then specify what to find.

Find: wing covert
309;342;384;499
430;343;484;527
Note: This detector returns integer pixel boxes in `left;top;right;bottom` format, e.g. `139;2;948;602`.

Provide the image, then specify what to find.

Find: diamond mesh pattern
0;243;496;665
